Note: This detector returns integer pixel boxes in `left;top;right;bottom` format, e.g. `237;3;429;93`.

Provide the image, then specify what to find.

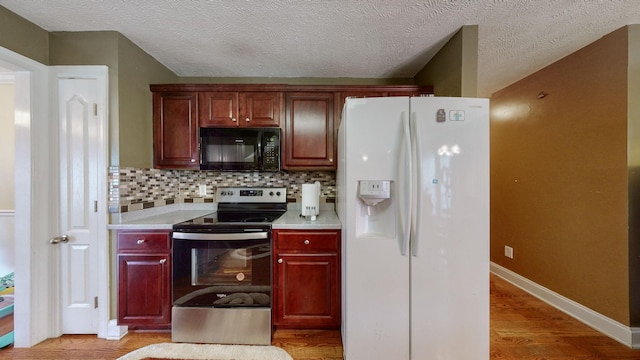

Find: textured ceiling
2;0;640;96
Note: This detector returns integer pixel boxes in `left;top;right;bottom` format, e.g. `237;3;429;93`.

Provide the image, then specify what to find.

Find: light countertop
272;203;341;230
107;203;216;230
108;202;341;230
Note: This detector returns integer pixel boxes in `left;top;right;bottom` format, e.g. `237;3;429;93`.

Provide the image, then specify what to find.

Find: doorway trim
0;45;52;347
0;47;111;346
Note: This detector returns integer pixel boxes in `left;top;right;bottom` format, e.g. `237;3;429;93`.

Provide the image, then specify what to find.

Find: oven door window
173;237;271;307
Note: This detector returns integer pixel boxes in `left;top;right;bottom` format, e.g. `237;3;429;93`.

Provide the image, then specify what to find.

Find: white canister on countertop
301;181;321;220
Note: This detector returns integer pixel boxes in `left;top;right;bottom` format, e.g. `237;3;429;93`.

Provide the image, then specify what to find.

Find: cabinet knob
136;239;145;245
329;158;333;163
304;239;310;245
190;159;196;162
278;258;283;264
231;117;237;122
245;117;250;122
160;258;167;264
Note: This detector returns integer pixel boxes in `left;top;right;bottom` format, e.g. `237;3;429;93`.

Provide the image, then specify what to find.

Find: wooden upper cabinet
284;92;335;170
335;88;431;130
199;91;281;127
198;92;238;127
338;91;385;105
240;92;282;127
151;84;433;170
152;91;199;169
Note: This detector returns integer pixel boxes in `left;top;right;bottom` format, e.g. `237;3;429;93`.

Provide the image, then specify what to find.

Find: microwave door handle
257;131;263;166
256;137;262;166
234;139;244;168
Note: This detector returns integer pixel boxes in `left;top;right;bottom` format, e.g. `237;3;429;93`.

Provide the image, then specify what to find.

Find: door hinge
93;103;98;116
94;296;98;309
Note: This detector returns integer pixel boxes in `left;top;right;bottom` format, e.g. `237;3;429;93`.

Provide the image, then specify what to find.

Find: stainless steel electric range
171;186;287;345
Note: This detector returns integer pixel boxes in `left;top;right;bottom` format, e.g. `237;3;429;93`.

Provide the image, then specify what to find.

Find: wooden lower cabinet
273;229;341;329
117;230;171;329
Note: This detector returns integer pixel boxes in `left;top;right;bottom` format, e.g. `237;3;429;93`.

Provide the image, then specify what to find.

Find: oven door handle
172;231;269;241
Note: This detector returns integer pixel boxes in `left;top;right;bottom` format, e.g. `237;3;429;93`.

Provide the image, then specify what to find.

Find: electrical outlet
504;245;514;259
198;184;207;196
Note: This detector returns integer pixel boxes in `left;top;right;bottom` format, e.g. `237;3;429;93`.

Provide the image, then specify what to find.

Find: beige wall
0;82;15;276
0;83;14;210
490;27;630;325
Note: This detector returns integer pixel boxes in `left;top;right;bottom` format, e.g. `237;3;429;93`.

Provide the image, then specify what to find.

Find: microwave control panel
263;134;280;171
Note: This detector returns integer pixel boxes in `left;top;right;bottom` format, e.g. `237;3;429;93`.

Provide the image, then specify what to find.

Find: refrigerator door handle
410;111;422;257
400;111;412;256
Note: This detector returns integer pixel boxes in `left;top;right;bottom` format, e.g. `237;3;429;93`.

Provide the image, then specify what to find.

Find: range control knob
276;191;281;196
269;191;274;196
220;191;226;196
228;191;234;196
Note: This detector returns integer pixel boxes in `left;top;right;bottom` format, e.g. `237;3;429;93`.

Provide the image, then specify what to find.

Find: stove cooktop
173;186;287;230
175;210;285;225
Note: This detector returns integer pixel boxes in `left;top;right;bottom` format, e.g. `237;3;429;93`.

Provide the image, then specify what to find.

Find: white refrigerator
336;96;489;360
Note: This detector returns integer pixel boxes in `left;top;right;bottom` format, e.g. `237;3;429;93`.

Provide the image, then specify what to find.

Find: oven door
172;231;271;308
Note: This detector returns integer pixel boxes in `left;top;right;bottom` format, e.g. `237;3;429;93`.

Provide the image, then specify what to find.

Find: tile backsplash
108;167;336;213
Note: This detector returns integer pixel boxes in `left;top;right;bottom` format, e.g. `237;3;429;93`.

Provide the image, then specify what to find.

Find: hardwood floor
2;274;639;359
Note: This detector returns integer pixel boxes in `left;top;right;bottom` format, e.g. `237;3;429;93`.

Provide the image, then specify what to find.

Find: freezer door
409;97;490;360
338;96;411;360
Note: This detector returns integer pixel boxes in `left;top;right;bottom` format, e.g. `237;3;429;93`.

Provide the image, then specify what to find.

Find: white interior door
56;68;108;335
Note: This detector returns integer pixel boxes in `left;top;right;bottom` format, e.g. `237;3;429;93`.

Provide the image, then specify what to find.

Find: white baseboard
490;262;640;349
106;319;128;340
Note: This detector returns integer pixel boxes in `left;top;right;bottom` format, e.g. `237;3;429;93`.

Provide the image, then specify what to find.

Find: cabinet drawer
117;231;171;252
275;231;339;251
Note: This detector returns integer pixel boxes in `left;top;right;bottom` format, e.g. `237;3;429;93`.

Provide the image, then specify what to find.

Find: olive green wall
490;27;631;325
0;6;48;65
49;31;121;166
117;35;179;168
414;25;478;97
49;31;179;168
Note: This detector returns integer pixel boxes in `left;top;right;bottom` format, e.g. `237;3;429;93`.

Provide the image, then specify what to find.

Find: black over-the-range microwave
199;127;281;171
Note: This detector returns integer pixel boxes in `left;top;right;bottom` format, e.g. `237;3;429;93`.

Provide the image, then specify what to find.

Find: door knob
50;234;70;244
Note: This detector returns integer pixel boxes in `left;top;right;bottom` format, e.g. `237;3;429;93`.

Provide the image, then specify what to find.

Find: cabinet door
153;92;199;169
274;253;340;328
284;92;335;170
199;92;239;127
117;254;171;327
239;92;281;127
